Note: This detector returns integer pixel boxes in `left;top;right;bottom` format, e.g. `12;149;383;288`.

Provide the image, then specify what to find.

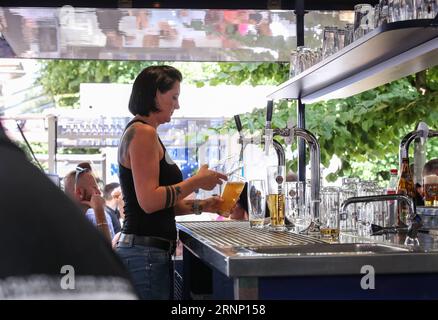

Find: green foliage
36;59;438;183
36;61;221;106
196;62;290;87
37;60;152;106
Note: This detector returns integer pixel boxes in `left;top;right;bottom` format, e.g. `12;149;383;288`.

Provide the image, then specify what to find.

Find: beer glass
416;0;437;19
247;179;266;228
285;181;307;227
336;28;346;51
388;0;416;21
339;184;358;232
424;175;438;207
374;0;389;28
217;174;246;217
267;165;286;231
353;4;374;41
320;187;341;239
344;23;354;46
322;26;338;58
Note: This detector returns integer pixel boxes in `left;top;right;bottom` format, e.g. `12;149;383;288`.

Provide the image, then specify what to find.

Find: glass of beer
320;187;341;240
267;165;286;231
217;174;246;217
247;179;266;228
424;175;438;207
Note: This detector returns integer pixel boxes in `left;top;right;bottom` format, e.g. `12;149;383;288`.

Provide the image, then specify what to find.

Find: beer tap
262;102;321;233
234;105;285;167
264;100;274;156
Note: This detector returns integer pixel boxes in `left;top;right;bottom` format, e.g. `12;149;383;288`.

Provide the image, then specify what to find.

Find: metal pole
47;114;57;174
295;0;306;182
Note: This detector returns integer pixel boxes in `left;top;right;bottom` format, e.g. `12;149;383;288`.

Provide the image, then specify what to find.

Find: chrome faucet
340;194;422;244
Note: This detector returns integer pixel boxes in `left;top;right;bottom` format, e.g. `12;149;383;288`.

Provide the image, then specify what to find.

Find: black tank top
119;119;183;240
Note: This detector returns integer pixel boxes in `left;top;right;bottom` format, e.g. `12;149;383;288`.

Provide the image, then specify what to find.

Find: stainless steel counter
177;221;438;278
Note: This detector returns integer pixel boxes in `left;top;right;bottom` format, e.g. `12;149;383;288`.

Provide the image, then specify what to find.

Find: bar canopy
1;0;378;62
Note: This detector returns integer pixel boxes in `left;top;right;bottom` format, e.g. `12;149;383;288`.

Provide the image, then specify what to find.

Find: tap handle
234;115;243;133
266;100;273;125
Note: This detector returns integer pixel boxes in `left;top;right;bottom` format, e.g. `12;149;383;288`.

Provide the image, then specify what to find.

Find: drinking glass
374;0;389;28
344;23;354;46
217;174;246;217
322;26;339;58
320;187;341;239
247;180;266;228
423;175;438;206
354;4;375;41
336;28;346;51
289;49;298;78
388;0;416;21
285;181;307;227
339;181;358;232
416;0;437;18
267;165;286;231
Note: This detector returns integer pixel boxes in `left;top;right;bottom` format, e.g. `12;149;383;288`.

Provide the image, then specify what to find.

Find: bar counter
176;221;438;299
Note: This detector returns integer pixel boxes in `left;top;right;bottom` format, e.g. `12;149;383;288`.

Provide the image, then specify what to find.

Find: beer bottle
396;158;415;226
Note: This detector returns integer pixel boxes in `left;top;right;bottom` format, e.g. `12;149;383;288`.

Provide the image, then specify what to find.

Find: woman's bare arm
119;124;226;214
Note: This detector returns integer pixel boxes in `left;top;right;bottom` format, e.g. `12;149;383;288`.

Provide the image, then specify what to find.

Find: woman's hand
194;164;227;191
201;196;224;213
80;194;105;210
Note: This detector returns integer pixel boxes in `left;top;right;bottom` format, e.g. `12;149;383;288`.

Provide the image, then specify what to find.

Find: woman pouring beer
116;65;227;300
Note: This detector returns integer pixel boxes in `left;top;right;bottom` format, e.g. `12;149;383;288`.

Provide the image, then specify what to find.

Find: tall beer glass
320;187;340;240
217;174;246;217
247;179;266;228
424;175;438;207
267;165;286;231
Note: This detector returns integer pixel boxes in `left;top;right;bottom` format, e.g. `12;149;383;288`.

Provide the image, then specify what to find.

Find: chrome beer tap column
233;106;285;167
399;126;438;169
263;102;321;233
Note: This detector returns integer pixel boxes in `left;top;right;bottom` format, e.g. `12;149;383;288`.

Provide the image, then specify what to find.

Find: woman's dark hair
128;65;182;116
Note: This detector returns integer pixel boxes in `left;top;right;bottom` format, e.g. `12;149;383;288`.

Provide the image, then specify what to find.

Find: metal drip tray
243;243;411;256
177;220;438;277
177;221;326;247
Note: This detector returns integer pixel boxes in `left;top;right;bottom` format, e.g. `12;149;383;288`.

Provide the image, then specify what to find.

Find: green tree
37;60;157;106
36;60;212;106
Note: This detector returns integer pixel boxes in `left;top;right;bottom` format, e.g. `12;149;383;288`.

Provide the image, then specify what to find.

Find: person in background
410;163;425;206
64;162;115;242
0;120;136;299
423;159;438;206
116;65;227;300
423;159;438;176
103;182;122;234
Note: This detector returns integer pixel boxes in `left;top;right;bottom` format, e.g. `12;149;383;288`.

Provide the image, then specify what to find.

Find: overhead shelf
267;19;438;104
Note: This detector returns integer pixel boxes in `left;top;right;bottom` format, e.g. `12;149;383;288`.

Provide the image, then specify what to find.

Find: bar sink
243;243;412;256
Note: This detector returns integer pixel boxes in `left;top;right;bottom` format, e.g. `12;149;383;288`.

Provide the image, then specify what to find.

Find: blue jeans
116;244;172;300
